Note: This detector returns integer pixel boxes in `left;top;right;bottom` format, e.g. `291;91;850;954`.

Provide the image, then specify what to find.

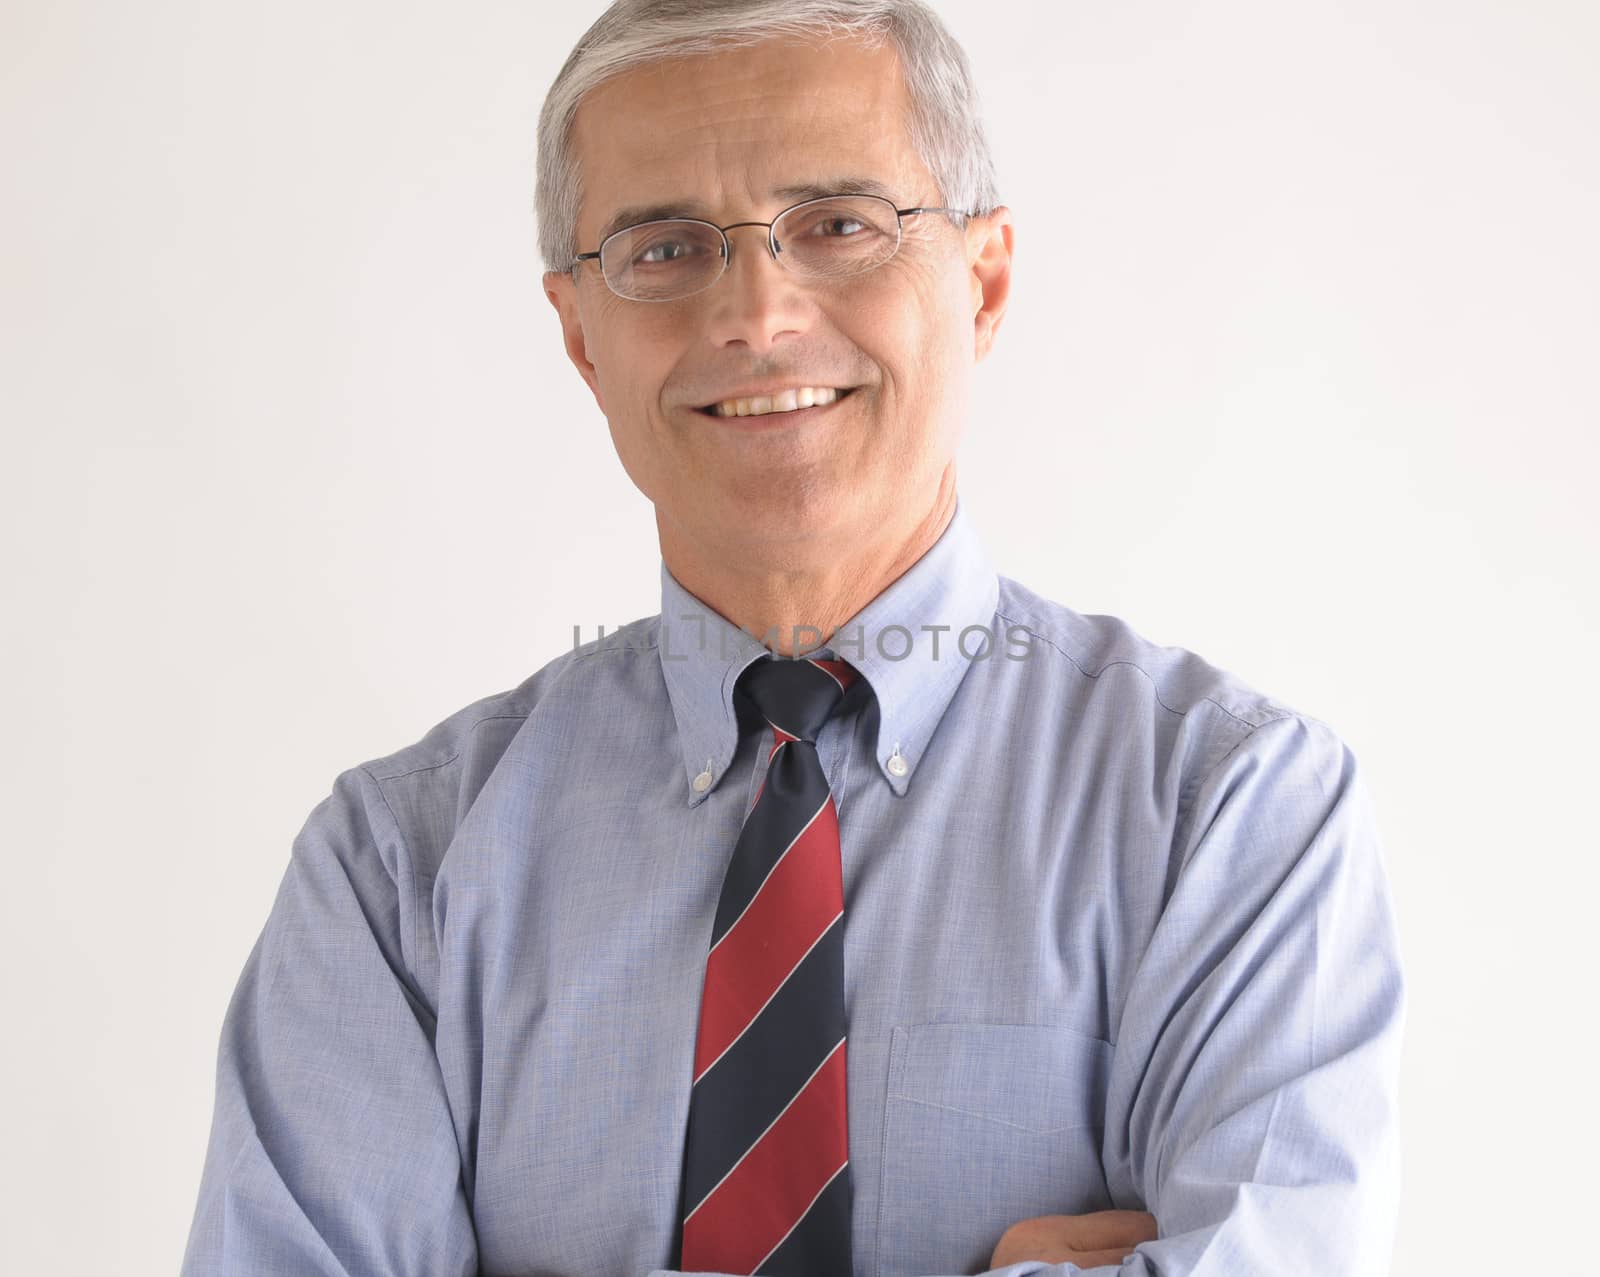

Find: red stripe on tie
693;797;843;1081
681;1040;849;1274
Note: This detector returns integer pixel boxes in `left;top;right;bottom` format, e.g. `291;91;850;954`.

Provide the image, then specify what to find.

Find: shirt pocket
873;1022;1113;1277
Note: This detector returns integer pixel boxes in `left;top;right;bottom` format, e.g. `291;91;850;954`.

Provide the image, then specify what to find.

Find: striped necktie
677;654;863;1275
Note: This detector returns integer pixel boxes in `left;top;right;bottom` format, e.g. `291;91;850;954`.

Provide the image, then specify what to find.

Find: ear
965;207;1014;363
543;269;605;412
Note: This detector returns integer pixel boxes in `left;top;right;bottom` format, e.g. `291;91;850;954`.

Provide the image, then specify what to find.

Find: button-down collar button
692;767;715;793
886;748;909;777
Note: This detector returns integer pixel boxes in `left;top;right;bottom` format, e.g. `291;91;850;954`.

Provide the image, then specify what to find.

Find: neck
660;466;959;658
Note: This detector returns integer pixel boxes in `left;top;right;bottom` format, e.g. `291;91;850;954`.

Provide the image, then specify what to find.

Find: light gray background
3;1;1595;1272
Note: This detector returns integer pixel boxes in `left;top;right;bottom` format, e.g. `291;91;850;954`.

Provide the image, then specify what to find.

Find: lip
694;386;860;426
694;383;857;409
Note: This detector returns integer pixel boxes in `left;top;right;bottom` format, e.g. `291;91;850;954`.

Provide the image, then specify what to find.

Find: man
181;1;1404;1274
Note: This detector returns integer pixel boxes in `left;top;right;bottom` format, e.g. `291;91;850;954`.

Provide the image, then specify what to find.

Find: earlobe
543;271;604;409
973;311;997;363
968;209;1014;363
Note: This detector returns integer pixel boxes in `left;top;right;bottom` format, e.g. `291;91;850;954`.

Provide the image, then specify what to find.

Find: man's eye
816;217;866;237
636;240;699;265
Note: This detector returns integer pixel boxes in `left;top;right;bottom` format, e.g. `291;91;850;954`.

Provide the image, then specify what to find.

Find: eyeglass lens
599;195;903;301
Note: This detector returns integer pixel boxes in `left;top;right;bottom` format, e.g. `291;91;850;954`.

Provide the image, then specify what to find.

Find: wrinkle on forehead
570;34;923;240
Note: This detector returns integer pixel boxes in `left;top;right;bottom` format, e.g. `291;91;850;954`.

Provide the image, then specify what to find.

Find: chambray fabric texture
180;498;1405;1277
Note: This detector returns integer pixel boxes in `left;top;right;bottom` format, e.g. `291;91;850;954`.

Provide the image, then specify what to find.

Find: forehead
569;33;928;241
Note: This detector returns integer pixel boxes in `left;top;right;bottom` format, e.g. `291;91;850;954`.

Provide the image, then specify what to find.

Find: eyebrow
596;176;903;243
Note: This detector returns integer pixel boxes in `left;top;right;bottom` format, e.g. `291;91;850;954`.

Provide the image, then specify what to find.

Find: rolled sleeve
180;765;478;1276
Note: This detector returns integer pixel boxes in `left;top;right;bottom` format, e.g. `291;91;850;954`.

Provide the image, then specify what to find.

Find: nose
699;223;810;353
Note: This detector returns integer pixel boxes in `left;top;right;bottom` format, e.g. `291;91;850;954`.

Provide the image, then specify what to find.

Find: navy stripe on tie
680;914;847;1214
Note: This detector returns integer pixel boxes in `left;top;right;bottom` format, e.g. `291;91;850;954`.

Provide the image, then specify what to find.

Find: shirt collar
658;497;1000;805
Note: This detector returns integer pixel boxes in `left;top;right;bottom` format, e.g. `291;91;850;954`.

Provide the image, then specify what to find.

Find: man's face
544;34;1008;564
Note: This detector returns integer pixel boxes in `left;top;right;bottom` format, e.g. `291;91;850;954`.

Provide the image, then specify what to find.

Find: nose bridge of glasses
716;218;781;268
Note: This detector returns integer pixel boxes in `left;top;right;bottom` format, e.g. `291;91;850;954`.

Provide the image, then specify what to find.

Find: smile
698;386;857;418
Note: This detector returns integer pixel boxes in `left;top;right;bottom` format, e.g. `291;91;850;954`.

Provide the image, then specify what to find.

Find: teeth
712;386;845;418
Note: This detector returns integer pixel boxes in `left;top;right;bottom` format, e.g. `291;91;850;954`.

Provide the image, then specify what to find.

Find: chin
721;491;852;543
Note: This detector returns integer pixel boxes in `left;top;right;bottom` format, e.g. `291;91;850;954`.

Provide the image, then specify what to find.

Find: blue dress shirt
181;498;1404;1276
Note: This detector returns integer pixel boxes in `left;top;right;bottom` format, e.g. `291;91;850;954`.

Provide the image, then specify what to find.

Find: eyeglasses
570;192;970;302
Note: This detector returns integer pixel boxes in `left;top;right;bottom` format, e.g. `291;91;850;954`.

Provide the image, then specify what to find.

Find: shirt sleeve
1089;711;1406;1275
652;712;1406;1277
179;765;479;1276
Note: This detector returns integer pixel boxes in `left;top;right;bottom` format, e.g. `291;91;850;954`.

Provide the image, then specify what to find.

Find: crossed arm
183;716;1403;1276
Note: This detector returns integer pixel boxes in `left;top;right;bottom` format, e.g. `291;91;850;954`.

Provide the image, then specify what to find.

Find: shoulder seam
569;629;660;662
365;633;660;785
367;714;531;783
994;605;1284;732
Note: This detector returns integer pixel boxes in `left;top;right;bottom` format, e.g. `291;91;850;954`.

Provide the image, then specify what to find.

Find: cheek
590;315;678;419
871;259;969;370
581;317;688;497
861;272;974;426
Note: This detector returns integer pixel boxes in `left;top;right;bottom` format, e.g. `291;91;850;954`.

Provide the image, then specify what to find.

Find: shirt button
692;768;715;793
887;751;909;777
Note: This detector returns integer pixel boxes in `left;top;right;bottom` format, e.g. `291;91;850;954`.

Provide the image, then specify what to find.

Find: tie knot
737;656;862;743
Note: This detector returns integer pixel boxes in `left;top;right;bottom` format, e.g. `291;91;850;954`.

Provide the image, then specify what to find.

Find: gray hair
534;0;1002;276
